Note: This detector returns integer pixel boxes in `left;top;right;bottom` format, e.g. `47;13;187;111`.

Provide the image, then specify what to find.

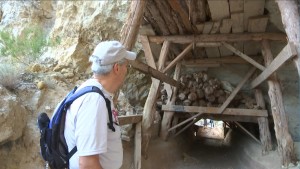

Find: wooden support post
261;40;297;167
255;89;272;154
134;122;142;169
160;63;182;140
141;36;169;158
276;0;300;77
217;66;257;114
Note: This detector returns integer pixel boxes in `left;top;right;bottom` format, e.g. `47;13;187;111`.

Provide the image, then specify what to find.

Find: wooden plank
134;122;142;169
229;0;243;13
219;18;233;56
200;114;260;123
207;0;230;21
139;24;156;35
217;66;257;114
162;105;268;117
196;42;222;47
147;33;287;44
251;42;297;88
163;43;193;73
231;12;244;33
202;22;214;34
130;60;180;87
219;18;232;34
210;21;221;34
196;23;204;34
244;0;265;31
244;16;269;56
222;42;265;71
119;115;143;125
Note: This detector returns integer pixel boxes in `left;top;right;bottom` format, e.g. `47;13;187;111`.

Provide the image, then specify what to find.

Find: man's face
116;60;129;87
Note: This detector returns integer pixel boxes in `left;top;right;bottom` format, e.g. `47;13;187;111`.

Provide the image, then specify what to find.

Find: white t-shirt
64;79;122;169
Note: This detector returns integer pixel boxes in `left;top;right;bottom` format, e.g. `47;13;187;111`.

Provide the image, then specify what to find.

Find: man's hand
79;155;103;169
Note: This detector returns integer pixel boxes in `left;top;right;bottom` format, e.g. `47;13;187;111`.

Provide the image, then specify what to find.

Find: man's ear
113;63;120;74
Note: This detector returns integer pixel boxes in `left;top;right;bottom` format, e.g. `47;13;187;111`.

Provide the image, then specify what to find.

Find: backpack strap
65;86;116;132
64;86;116;160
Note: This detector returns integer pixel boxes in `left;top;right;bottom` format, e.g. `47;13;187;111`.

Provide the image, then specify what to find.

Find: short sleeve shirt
64;79;122;169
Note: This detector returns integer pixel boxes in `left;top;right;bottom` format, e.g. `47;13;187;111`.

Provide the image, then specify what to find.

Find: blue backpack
37;86;115;169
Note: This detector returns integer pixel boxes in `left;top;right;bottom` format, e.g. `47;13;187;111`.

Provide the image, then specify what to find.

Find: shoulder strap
66;86;116;160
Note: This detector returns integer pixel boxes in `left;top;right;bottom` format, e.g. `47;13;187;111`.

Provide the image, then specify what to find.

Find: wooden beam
207;0;230;21
196;42;222;47
118;115;143;125
222;42;265;71
217;66;257;114
200;114;260;123
163;43;193;73
162;105;268;117
134;122;142;169
251;42;297;88
235;121;261;144
172;116;203;138
181;56;258;65
121;0;147;50
244;0;265;31
148;33;287;44
168;113;203;132
130;60;180;87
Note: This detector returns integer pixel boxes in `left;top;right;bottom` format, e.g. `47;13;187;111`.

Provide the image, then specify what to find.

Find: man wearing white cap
64;41;136;169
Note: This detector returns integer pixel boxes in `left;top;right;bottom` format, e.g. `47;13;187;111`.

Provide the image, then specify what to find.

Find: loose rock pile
157;71;257;109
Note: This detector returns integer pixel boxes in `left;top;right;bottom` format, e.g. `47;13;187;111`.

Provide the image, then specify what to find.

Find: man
64;41;136;169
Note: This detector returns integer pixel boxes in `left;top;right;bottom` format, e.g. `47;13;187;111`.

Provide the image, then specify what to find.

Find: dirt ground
135;128;295;169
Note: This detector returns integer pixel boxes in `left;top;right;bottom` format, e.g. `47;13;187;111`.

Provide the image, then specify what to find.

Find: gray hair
89;56;126;75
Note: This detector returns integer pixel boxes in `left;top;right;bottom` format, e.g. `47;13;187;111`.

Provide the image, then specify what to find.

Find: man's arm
79;155;103;169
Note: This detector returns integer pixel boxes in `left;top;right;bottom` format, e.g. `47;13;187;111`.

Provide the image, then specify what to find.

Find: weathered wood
157;41;170;70
181;56;252;65
147;33;287;44
219;18;233;56
202;22;214;34
251;42;297;88
207;0;230;21
140;36;156;69
196;42;222;47
255;89;272;154
163;43;193;73
210;21;221;34
261;40;297;167
118;115;143;125
276;0;300;78
229;0;243;13
153;0;179;34
235;122;261;144
244;0;265;31
167;0;194;33
162;105;268;117
130;61;180;87
121;0;147;50
217;66;257;114
160;63;182;140
173;116;202;138
231;12;244;33
244;16;268;56
196;0;207;22
168;113;203;132
222;42;265;71
142;36;170;158
200;114;260;123
134;122;142;169
139;24;156;35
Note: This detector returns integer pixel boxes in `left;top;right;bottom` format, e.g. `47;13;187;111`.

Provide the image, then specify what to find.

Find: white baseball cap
90;41;136;65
